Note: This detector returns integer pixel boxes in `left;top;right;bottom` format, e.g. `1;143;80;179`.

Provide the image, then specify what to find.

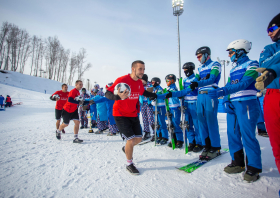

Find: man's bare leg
73;120;80;135
58;123;68;131
56;120;60;129
125;137;142;160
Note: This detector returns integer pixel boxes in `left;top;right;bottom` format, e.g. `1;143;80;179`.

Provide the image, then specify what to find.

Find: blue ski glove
208;88;228;99
156;93;167;100
222;97;235;114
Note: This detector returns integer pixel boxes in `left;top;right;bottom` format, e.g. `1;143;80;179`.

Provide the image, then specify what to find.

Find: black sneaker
80;126;84;129
126;163;140;175
142;132;151;141
73;138;83;143
188;143;196;152
62;129;65;134
244;170;260;182
56;131;61;140
193;144;203;153
176;141;184;148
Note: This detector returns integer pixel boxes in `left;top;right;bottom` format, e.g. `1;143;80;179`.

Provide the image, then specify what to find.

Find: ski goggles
267;25;279;33
228;50;235;55
196;54;202;59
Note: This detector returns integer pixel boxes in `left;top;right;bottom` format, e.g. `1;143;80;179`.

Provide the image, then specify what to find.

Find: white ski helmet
226;39;252;53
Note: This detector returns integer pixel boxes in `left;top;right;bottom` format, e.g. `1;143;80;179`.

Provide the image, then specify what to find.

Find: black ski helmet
182;62;195;70
141;74;148;82
195;46;211;56
82;88;86;92
165;74;176;82
151;77;161;86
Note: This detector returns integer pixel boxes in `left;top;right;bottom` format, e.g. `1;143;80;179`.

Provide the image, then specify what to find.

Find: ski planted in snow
176;148;229;173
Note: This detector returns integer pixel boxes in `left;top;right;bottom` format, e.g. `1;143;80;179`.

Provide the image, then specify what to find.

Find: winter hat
268;13;280;42
142;74;148;83
268;13;280;30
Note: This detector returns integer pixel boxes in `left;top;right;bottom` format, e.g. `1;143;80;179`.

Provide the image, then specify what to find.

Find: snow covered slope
0;70;74;94
0;83;279;198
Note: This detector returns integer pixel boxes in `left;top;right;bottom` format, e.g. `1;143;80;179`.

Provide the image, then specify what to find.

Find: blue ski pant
227;99;262;172
170;107;183;142
155;106;169;139
184;101;202;146
197;93;221;149
257;97;266;131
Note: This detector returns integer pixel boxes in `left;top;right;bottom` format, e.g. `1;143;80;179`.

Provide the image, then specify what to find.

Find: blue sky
0;0;279;88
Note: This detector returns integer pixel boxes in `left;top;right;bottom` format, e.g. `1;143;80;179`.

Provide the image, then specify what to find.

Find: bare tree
30;35;38;75
76;48;92;81
0;21;11;69
68;53;77;85
45;36;60;79
19;31;31;73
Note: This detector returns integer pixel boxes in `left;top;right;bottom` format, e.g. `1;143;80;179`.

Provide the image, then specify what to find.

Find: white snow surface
0;72;279;198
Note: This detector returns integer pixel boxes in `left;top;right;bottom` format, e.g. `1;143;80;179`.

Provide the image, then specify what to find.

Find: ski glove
165;91;172;99
189;82;198;91
255;68;277;90
208;88;228;99
90;113;94;117
156;93;167;100
222;98;235;114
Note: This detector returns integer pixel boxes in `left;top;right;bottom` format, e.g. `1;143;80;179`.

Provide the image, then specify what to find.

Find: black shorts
55;109;62;120
114;116;142;140
61;109;79;125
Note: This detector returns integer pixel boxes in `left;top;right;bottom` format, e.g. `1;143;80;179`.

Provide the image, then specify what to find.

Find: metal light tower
172;0;184;78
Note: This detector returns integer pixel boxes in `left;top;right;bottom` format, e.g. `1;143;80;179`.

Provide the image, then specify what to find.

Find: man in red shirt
56;80;84;143
50;84;69;133
106;60;158;174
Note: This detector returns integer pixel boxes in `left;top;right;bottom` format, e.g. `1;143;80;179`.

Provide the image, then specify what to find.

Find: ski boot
224;163;245;174
126;163;140;175
199;148;210;160
176;141;184;148
160;138;168;145
258;129;269;137
244;170;260;182
95;130;103;134
150;135;155;142
188;143;196;152
73;138;83;143
205;148;220;161
193;144;203;153
142;132;151;141
156;137;162;144
168;142;172;147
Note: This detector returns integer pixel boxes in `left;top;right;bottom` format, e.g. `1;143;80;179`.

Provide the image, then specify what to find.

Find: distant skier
5;95;12;107
164;74;183;148
139;74;155;141
151;77;169;145
50;84;69;133
0;95;4;108
208;39;262;182
105;60;158;175
255;13;280;174
56;80;84;143
79;88;90;129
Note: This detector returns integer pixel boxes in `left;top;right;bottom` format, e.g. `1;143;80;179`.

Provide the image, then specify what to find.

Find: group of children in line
0;95;12;108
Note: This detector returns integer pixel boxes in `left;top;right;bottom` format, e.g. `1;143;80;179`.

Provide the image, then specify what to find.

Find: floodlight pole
173;0;184;79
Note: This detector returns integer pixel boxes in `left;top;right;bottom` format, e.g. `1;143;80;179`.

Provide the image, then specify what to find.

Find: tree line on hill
0;21;92;86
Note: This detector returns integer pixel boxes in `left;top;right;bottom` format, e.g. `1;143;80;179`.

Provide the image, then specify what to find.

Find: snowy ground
0;83;279;198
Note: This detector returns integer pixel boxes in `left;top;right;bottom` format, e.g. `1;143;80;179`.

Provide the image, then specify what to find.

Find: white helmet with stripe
226;39;252;53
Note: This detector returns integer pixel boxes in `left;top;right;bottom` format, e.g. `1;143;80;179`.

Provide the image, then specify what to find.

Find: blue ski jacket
259;39;280;89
